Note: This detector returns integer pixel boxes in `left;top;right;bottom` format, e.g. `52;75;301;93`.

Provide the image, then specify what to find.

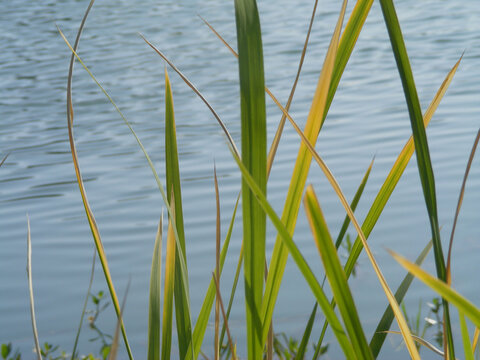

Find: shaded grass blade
162;204;177;360
304;187;373;360
446;129;480;284
262;0;348;345
379;1;455;356
234;0;267;357
391;251;480;329
230;147;357;359
192;195;240;359
63;1;133;356
26;217;42;360
164;67;192;359
369;240;432;358
296;303;317;360
109;279;130;360
460;313;475;360
71;249;96;360
148;216;163;360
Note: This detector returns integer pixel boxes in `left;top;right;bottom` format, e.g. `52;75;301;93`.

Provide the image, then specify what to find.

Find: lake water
1;0;479;358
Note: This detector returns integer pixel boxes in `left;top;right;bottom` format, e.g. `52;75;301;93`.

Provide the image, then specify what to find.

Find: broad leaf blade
164;68;192;360
234;0;267;357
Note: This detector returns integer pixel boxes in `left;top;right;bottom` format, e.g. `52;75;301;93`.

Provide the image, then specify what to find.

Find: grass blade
379;1;455;357
262;0;348;345
148;216;163;360
369;240;432;358
230;147;357;359
446;129;480;284
213;272;237;360
234;0;267;358
0;153;8;168
304;187;373;360
391;251;480;329
109;279;130;360
162;202;176;360
141;35;239;158
460;312;475;360
472;328;479;354
63;1;133;356
335;157;374;248
71;249;96;360
164;67;193;360
26;217;42;360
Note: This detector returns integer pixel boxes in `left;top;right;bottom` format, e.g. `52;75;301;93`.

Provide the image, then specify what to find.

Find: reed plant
14;0;480;358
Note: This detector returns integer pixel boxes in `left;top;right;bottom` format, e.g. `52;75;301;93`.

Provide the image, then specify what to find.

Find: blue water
1;0;479;358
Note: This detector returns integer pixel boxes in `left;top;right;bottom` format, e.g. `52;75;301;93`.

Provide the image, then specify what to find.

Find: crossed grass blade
234;0;267;358
147;216;162;360
229;146;357;359
304;187;373;360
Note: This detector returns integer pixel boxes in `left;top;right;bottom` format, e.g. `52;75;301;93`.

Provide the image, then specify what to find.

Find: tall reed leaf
164;68;192;359
460;312;475;360
230;147;357;359
234;0;267;358
379;1;454;356
63;1;133;356
304;187;373;360
262;0;347;345
148;217;163;360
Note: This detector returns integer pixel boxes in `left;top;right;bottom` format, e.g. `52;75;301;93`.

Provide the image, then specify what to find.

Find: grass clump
5;0;480;359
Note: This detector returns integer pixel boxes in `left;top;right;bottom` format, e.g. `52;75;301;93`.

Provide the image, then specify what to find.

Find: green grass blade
148;217;163;360
164;68;192;360
214;167;221;360
335;157;374;248
379;1;454;356
234;0;267;358
162;205;177;360
391;251;480;329
460;312;475;360
191;195;239;359
369;240;432;358
262;0;347;346
304;187;373;360
230;147;357;359
296;303;317;360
